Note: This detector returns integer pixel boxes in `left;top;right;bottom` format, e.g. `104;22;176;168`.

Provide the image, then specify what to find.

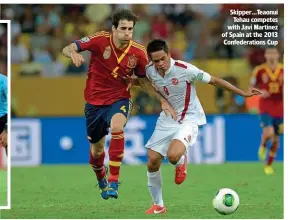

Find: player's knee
167;154;180;165
267;131;274;140
147;157;161;172
90;143;104;158
110;113;126;133
110;123;124;133
263;128;274;140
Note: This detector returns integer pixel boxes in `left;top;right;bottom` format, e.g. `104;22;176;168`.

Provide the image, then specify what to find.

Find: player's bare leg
107;113;127;199
145;149;166;214
264;135;279;175
258;126;274;161
89;136;109;199
167;139;187;185
0;130;7;156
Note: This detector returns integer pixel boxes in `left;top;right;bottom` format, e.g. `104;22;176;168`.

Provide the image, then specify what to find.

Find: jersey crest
103;46;111;59
171;78;178;85
127;55;138;68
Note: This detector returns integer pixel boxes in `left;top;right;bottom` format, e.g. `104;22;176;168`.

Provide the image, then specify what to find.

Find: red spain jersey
74;31;148;105
251;63;284;117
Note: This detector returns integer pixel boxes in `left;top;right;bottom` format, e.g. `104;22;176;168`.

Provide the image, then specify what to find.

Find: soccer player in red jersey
250;46;283;175
62;8;176;199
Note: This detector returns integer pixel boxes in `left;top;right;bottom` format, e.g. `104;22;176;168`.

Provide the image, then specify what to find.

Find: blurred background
0;23;7;76
0;22;7;166
0;22;7;208
0;4;284;166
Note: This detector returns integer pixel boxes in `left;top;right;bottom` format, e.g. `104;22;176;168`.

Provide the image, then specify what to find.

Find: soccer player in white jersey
142;39;262;214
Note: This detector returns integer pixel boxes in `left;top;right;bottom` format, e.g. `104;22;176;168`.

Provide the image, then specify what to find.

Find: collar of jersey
164;58;175;75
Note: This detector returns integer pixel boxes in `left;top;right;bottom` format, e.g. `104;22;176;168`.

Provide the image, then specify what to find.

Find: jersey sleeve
73;35;101;52
186;63;211;83
135;49;149;78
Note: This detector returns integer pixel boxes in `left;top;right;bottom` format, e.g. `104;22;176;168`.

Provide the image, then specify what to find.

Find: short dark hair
146;39;169;58
111;8;139;28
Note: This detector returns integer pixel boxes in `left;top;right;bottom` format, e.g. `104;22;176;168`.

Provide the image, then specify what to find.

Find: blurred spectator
84;4;111;25
33;45;53;64
19;52;42;76
35;5;61;34
42;52;65;77
132;5;150;43
2;7;21;39
176;7;195;27
11;35;29;64
215;76;246;113
19;5;36;34
151;15;169;39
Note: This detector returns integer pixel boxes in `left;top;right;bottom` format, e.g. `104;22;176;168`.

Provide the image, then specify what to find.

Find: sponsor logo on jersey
196;72;203;80
80;36;90;43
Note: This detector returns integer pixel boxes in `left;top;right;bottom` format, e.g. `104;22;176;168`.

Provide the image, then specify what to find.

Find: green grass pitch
0;170;7;207
0;162;283;219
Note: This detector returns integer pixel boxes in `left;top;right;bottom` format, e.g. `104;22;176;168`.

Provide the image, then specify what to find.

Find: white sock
147;170;164;207
175;155;185;167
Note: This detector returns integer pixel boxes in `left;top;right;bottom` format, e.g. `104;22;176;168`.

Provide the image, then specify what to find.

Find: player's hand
242;88;263;97
161;101;177;121
70;52;84;67
260;90;270;98
126;75;139;91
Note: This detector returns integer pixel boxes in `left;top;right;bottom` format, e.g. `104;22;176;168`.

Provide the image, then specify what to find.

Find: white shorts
145;117;199;157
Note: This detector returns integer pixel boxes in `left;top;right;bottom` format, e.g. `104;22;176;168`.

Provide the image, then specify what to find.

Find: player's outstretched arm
62;43;84;67
209;76;262;97
138;77;177;120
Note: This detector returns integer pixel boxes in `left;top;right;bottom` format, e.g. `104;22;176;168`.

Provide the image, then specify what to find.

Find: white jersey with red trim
146;58;211;126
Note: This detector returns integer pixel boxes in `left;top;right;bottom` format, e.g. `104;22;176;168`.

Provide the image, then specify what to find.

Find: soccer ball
213;188;240;215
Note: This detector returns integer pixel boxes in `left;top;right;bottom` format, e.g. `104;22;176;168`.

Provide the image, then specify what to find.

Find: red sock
108;131;125;183
266;143;278;166
89;150;106;181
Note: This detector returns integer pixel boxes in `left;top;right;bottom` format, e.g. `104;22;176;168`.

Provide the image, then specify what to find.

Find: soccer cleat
175;155;187;185
145;205;167;214
264;165;274;175
258;146;267;161
106;182;120;199
97;166;109;200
